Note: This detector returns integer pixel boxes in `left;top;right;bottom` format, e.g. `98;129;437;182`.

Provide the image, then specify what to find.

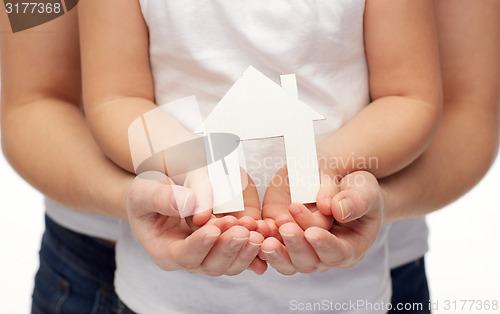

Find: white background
1;149;499;314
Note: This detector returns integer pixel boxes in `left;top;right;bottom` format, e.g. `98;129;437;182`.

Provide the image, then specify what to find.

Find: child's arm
318;0;441;180
261;0;499;274
79;0;193;174
314;0;442;217
381;0;500;224
263;0;441;227
79;0;261;223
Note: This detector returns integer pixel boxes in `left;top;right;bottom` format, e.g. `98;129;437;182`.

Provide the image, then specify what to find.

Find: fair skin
1;0;498;278
259;0;500;274
261;0;442;252
0;7;267;276
79;0;440;276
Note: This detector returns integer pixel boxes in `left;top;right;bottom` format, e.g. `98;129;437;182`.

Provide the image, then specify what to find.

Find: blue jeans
389;257;431;314
31;215;119;314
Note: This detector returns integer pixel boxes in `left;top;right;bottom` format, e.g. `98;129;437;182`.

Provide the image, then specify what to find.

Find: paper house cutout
197;66;324;213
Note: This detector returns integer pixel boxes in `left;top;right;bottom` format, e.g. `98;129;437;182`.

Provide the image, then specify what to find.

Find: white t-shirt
388;218;428;268
45;197;119;241
115;1;392;313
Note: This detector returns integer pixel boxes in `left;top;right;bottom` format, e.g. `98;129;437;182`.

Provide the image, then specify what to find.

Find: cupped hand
213;169;268;236
260;171;384;274
262;165;335;238
182;166;266;234
126;171;268;276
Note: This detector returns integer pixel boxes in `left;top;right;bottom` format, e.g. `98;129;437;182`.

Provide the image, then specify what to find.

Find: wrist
316;149;343;184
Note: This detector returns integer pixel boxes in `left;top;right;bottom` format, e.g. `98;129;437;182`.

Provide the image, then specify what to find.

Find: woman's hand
260;171;384;274
126;172;268;276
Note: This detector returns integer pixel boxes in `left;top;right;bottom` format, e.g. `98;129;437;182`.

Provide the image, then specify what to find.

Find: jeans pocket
32;254;70;314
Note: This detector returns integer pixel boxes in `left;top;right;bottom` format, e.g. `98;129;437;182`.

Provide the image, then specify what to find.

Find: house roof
196;66;324;140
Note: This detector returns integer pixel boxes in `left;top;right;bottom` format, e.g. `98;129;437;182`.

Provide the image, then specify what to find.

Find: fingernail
229;237;248;248
304;234;319;242
172;190;192;218
261;249;276;256
204;233;220;246
339;198;353;220
281;233;296;244
247;242;261;251
304;234;322;248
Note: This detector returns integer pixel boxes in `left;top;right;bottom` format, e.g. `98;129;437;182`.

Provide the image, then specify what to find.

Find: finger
330;171;380;223
127;175;197;219
164;224;221;271
201;226;250;276
316;169;340;216
261;237;297;275
255;220;270;238
225;231;264;276
288;203;334;230
274;214;295;228
192;208;213;226
303;227;352;268
205;215;239;233
262;166;291;220
263;218;283;243
279;223;321;273
329;214;381;265
237;216;258;231
184;169;214;225
248;257;268;275
230;173;262;220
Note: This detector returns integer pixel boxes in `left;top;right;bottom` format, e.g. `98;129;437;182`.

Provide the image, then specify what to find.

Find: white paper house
197;66;324;213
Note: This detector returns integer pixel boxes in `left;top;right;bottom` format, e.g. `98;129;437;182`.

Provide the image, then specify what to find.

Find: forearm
0;7;131;220
79;0;196;175
317;0;441;179
381;101;498;224
1;98;132;220
381;0;500;224
318;95;439;178
85;97;195;174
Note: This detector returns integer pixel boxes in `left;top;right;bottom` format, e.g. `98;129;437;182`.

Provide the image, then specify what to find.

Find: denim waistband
42;214;116;285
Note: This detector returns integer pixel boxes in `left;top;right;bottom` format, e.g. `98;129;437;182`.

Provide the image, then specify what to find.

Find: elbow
479;128;499;178
416;84;444;153
410;91;443;159
424;82;444;142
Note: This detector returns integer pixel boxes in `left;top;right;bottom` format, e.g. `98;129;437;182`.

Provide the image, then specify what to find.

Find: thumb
330;171;381;223
127;172;198;218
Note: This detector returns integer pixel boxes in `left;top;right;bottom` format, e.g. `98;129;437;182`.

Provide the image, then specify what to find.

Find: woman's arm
381;0;500;224
318;0;441;179
0;7;131;220
0;7;266;276
261;0;441;272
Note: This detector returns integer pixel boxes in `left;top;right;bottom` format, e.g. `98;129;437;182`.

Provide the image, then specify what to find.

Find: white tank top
115;1;393;312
